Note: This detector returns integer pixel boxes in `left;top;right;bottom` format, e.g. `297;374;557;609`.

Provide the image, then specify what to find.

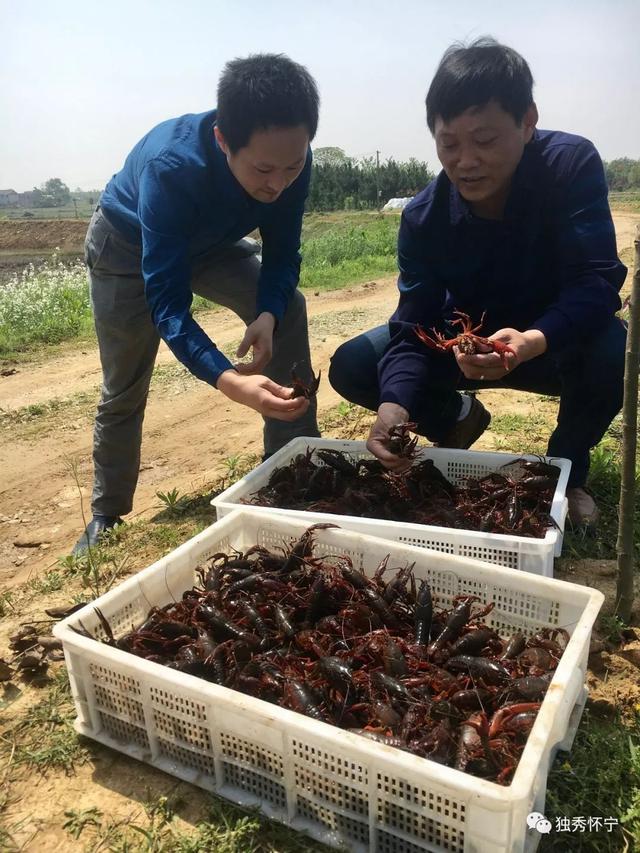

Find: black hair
217;53;319;152
426;37;534;133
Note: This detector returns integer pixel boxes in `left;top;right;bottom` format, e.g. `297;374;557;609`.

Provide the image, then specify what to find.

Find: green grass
300;214;398;291
489;411;552;455
5;670;88;773
0;213;399;358
563;436;640;563
61;794;331;852
0;254;94;355
541;711;640;851
610;190;640;212
0;203;94;220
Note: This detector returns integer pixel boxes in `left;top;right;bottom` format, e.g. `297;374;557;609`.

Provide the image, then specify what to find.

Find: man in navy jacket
329;38;626;529
73;54;320;554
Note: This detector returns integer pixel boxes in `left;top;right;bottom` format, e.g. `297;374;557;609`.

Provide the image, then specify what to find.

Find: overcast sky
2;0;639;192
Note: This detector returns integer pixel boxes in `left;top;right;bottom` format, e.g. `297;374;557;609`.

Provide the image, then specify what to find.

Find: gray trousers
86;208;319;517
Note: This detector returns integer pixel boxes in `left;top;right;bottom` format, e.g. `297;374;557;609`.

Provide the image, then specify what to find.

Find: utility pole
72;197;78;218
376;150;381;210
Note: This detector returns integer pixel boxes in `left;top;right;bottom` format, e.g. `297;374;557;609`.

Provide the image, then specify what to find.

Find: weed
30;570;65;594
63;806;103;839
156;487;187;514
600;613;627;644
224;453;260;483
60;546;130;597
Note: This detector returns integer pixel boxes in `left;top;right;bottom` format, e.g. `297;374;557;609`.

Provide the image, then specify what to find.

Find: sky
1;0;639;192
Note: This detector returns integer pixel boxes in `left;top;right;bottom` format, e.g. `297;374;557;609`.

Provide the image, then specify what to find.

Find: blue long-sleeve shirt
378;129;627;416
99;110;311;386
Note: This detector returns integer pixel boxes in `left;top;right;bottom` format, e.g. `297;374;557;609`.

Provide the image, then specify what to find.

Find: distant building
0;189;41;208
0;189;19;207
17;191;37;207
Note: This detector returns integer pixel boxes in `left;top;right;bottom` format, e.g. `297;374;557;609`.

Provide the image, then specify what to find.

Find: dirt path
0;280;397;585
0;212;636;587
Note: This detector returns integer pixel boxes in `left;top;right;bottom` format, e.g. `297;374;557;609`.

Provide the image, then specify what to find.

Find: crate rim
54;507;603;809
211;437;572;551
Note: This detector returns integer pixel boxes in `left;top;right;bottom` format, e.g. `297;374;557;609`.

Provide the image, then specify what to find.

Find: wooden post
615;226;640;621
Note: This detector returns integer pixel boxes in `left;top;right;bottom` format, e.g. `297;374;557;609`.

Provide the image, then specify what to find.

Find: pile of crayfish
79;524;567;784
244;441;560;539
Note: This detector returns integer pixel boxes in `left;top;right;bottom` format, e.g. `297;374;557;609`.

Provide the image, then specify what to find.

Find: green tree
604;158;640;191
308;151;435;211
33;178;71;207
313;146;350;167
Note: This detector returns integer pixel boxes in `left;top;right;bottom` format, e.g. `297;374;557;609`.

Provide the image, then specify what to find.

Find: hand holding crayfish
456;327;548;381
366;403;416;473
415;311;547;381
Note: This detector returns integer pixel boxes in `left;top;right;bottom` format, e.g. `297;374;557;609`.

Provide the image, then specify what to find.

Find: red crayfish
415;310;515;370
289;363;321;399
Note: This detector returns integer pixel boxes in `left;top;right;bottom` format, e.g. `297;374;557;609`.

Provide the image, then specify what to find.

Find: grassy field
609;190;640;212
0;214;401;359
0;201;96;220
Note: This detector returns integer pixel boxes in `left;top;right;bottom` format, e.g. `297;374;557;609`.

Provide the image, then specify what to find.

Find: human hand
234;312;276;374
217;370;309;421
455;328;547;381
366;402;414;472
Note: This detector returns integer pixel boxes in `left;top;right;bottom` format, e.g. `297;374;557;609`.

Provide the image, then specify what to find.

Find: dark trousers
328;318;627;487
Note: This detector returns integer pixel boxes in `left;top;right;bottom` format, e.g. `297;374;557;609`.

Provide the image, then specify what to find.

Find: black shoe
71;515;123;556
435;395;491;450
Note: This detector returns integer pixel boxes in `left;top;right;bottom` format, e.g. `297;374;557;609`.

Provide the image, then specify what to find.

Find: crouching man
329;38;626;530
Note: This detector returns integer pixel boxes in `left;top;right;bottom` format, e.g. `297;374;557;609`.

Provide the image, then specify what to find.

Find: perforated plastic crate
54;509;601;853
212;438;571;577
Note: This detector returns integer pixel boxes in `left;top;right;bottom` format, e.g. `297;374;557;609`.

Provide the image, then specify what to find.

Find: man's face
434;100;538;218
215;124;309;203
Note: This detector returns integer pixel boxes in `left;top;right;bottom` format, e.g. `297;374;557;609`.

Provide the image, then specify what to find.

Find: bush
0;252;93;354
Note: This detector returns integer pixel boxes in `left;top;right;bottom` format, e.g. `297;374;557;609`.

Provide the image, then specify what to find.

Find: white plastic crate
212;438;571;578
54;508;601;853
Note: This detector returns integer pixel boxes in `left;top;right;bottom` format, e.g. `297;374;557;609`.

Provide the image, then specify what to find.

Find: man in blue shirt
73;54;321;554
329;38;627;529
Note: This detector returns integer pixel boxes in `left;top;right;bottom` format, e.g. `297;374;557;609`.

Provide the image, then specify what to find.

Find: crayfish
387;421;419;459
78;526;570;787
415;310;515;370
289;363;321;399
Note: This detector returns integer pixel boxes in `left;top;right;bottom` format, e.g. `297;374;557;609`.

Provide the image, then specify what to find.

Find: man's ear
523;103;539;143
214;125;230;155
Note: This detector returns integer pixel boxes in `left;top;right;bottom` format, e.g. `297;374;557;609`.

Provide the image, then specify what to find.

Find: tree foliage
308;154;434;211
31;178;71;208
604;158;640;192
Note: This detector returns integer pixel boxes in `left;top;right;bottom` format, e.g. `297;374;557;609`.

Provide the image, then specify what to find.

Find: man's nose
266;173;288;194
457;146;481;170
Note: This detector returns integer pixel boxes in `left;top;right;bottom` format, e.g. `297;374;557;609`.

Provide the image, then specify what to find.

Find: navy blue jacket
378;129;626;416
100;110;311;386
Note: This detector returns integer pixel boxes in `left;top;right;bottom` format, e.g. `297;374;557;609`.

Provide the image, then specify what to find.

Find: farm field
0;210;639;851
